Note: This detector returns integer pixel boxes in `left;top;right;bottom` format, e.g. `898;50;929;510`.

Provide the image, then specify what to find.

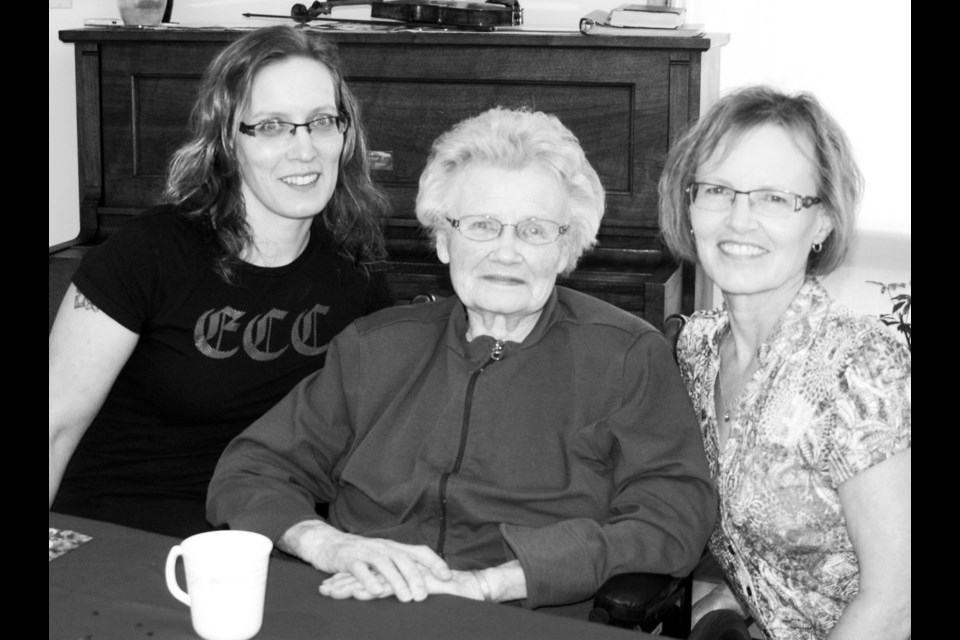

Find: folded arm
500;333;716;608
208;332;453;603
318;557;526;603
281;519;452;603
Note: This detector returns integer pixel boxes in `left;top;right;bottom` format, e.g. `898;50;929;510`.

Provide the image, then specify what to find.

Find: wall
49;1;910;319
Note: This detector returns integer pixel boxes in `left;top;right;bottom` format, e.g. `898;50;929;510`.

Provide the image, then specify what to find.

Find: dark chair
590;563;752;639
589;314;753;640
589;571;692;635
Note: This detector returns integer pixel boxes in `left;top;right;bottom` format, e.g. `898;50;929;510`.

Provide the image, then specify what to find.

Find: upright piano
58;24;726;327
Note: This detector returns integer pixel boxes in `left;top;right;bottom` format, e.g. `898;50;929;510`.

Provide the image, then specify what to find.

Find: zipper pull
490;339;504;361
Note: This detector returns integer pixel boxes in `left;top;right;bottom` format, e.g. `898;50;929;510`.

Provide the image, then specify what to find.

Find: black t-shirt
53;207;393;537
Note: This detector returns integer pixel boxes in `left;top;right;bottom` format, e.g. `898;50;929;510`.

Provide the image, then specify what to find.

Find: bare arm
828;448;911;640
49;284;139;506
691;580;750;627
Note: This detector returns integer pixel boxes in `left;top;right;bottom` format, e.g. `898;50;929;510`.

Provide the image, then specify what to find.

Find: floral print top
677;278;911;640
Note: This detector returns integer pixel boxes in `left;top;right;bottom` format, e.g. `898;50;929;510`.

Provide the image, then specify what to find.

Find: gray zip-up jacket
208;286;715;614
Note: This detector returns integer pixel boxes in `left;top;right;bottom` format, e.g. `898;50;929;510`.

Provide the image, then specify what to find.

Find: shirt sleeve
206;325;359;543
825;330;911;488
71;216;163;333
499;331;718;608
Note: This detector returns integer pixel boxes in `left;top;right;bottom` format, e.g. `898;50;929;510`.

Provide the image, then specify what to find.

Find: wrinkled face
690;124;833;299
235;56;343;226
437;164;570;323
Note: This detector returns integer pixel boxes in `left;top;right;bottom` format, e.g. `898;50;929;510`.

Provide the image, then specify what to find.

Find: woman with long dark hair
50;25;394;538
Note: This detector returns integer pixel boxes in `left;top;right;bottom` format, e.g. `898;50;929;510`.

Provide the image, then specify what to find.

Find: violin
290;0;523;31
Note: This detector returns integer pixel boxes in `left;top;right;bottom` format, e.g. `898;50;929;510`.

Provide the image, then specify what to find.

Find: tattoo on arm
73;293;100;313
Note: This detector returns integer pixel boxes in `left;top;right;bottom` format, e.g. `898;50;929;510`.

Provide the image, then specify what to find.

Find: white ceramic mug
165;530;273;640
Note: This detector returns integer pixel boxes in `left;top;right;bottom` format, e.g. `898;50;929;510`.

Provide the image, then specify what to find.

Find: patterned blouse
677;278;911;640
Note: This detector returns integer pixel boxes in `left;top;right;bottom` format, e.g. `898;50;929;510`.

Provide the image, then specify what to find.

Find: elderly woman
207;107;715;618
659;86;911;639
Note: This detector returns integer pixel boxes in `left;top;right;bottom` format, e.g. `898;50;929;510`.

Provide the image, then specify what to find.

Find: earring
690;228;695;235
811;242;823;253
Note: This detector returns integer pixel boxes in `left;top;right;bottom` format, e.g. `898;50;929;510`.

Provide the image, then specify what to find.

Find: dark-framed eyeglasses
686;182;822;218
445;215;568;245
238;115;349;142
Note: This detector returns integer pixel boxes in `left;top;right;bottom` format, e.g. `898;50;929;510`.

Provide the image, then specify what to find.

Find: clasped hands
280;519;489;603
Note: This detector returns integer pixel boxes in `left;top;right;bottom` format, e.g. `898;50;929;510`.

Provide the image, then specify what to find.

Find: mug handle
164;544;191;606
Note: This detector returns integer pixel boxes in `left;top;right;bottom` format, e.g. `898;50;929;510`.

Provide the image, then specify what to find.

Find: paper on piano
580;10;704;37
149;18;286;30
49;527;92;562
607;3;686;29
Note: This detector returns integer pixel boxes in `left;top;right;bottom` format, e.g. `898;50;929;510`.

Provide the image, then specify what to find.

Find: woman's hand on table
279;519;452;603
320;567;483;601
320;560;528;604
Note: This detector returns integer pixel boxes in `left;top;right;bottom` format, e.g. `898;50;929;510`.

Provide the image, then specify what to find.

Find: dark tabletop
49;512;653;640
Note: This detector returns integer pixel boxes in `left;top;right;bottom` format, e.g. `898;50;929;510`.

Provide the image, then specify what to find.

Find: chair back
663;313;688;361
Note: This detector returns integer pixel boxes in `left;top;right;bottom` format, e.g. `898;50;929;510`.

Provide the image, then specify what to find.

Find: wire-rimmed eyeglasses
686;182;822;218
238;115;348;142
446;216;568;245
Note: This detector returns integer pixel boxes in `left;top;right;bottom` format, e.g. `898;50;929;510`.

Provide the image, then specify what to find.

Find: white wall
50;1;910;317
688;0;911;321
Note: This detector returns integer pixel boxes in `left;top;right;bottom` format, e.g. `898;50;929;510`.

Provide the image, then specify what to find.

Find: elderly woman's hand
319;560;528;604
279;519;452;602
320;567;484;601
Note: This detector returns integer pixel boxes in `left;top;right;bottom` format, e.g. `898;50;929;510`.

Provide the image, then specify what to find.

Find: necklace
716;330;761;424
716;330;734;423
716;371;732;423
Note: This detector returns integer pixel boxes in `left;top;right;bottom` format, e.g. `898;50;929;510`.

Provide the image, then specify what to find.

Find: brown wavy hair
162;25;389;282
658;85;863;276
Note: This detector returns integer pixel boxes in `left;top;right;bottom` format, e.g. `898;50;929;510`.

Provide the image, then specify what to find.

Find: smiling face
235;56;343;228
691;124;833;306
437;164;570;336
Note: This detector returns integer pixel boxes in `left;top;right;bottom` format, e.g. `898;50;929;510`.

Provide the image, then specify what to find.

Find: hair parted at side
162;24;388;283
658;84;863;276
415;106;605;276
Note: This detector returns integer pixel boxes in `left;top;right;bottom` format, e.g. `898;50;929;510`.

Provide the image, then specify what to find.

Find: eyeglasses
445;216;569;245
686;182;822;218
238;115;348;142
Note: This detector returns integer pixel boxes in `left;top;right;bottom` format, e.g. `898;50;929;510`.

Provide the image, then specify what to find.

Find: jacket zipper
436;339;504;558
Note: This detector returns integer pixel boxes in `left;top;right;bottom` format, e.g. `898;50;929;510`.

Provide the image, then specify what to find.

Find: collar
756;277;831;365
445;287;561;361
710;277;831;367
